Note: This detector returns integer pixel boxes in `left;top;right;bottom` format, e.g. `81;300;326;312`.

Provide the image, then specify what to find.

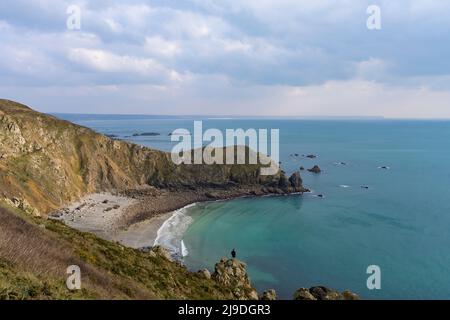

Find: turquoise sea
56;114;450;299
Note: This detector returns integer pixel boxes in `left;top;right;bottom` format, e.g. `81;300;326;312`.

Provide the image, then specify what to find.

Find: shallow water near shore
57;114;450;299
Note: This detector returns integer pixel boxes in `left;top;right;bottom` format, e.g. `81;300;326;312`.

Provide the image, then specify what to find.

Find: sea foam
153;203;196;258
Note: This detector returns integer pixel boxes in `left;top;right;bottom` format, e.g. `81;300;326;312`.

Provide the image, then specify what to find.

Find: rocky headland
0;99;358;300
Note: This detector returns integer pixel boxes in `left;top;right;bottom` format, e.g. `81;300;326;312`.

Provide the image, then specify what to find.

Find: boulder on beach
308;165;321;174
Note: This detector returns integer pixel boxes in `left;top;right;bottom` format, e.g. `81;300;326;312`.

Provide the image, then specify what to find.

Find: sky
0;0;450;117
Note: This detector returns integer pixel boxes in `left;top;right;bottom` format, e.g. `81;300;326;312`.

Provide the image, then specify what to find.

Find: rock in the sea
278;173;290;189
288;171;303;191
299;166;305;171
260;289;277;300
308;165;321;174
132;132;160;136
294;286;360;300
212;258;258;300
306;154;317;159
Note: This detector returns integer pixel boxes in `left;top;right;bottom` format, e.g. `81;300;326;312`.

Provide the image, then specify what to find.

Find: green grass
0;202;236;300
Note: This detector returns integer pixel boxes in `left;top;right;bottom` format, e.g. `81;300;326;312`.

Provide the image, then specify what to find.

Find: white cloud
355;58;390;81
0;0;450;117
144;36;181;58
68;48;182;83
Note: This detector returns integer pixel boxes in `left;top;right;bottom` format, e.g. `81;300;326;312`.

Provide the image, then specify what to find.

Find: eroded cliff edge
0;99;307;218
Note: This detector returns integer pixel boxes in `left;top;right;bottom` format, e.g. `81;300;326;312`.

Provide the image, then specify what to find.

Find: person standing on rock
231;248;236;259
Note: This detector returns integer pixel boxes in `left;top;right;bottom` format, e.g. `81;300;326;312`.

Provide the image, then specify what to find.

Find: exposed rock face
288;171;304;192
278;174;290;189
308;165;322;174
293;286;360;300
293;288;317;300
3;197;40;217
150;246;173;262
212;258;259;300
260;289;277;300
341;290;360;300
0;99;306;215
198;268;212;280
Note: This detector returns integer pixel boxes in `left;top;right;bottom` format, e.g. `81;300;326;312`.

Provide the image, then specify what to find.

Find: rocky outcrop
293;286;360;300
150;245;174;262
0;99;307;215
293;288;317;300
132;132;160;136
308;165;321;174
212;257;259;300
2;197;41;217
288;171;304;192
198;268;212;280
260;289;277;300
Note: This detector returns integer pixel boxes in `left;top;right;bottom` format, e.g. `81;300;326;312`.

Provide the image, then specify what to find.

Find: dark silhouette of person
231;248;236;259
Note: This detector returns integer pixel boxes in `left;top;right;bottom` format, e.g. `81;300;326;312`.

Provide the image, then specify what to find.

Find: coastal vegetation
0;99;357;300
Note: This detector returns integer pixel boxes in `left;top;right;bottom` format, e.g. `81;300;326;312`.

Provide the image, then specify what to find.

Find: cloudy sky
1;0;450;117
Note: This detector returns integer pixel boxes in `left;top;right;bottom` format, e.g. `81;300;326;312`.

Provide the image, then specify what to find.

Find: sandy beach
52;184;279;250
52;192;140;242
114;211;174;248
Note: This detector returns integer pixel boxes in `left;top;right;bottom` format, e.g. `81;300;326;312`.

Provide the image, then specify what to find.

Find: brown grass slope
0;204;246;300
0;99;281;215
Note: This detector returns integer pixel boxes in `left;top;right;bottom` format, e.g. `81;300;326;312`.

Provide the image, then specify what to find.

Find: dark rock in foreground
293;286;360;300
260;289;277;300
212;258;259;300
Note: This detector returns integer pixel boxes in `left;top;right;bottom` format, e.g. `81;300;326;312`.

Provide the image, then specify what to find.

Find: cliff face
0;99;304;215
